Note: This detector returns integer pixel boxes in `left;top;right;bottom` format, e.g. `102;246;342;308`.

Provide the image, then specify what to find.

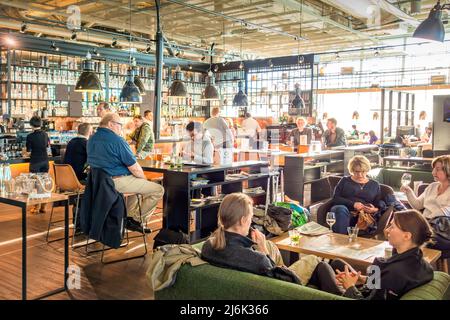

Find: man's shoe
126;218;152;234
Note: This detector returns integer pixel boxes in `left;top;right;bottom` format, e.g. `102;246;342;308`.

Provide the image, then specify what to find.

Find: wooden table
0;192;69;300
272;232;441;270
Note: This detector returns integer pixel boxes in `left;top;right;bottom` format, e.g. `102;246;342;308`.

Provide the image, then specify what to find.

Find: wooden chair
316;177;395;241
46;163;84;247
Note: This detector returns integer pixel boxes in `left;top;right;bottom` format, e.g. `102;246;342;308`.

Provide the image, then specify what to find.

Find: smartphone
247;227;256;240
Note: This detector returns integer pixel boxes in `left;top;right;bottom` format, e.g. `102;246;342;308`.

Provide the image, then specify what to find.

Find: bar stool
82;192;149;264
46;164;84;245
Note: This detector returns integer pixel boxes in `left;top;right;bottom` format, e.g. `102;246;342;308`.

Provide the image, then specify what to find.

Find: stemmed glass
401;173;412;189
326;212;336;232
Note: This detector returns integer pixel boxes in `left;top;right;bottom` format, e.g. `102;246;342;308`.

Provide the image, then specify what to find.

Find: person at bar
288;116;312;152
24;116;50;214
203;107;234;161
129;115;154;160
323;118;347;148
181;121;213;165
368;130;378;145
96;102;111;118
63;123;92;183
241;112;261;148
87;113;164;233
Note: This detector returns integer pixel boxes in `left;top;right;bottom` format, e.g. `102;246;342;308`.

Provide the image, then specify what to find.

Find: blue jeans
330;205;357;234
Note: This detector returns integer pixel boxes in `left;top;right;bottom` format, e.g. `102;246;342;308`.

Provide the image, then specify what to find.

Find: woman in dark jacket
332;210;434;300
331;155;385;235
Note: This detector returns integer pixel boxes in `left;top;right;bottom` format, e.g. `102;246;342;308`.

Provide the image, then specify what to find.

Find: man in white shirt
241;112;261;146
181;121;213;165
203;107;233;149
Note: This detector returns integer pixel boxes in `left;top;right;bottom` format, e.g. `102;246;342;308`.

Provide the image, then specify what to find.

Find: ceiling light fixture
74;51;102;92
111;38;118;47
145;44;151;53
413;0;448;42
120;0;142;103
70;31;77;41
201;43;219;100
268;59;274;68
93;48;100;57
51;41;59;51
20;22;27;34
188;64;193;70
169;65;188;97
232;81;248;107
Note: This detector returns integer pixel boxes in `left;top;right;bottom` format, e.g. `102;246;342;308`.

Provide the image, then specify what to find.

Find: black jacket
63;137;88;181
344;247;433;300
79;168;126;248
201;231;300;283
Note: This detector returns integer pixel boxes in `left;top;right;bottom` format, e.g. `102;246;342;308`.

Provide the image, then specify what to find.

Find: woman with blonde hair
330;155;385;234
201;193;273;274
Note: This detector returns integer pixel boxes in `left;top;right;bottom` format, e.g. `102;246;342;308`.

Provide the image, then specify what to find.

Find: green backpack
273;202;310;227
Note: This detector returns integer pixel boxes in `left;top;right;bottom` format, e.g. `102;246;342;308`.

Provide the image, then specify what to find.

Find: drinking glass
401;173;412;188
347;226;359;242
326;212;336;232
289;229;300;245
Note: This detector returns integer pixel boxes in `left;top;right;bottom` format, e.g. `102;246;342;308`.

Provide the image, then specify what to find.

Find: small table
0;192;69;300
272;232;441;270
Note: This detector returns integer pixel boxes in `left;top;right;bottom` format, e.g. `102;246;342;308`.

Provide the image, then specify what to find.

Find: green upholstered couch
369;167;434;191
154;256;450;300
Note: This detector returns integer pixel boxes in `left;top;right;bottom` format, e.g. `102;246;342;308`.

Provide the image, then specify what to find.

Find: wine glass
326;212;336;232
401;173;412;188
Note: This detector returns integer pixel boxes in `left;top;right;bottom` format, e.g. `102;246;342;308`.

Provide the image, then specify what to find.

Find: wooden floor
0;201;163;300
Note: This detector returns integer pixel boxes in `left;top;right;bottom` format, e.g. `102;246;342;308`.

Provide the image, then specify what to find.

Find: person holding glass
316;210;434;300
329;155;385;235
400;155;450;253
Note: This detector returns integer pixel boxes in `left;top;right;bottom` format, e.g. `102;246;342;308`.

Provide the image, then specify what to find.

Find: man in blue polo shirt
87;113;164;232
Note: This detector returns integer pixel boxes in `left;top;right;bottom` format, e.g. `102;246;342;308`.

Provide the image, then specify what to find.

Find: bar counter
0;156;61;164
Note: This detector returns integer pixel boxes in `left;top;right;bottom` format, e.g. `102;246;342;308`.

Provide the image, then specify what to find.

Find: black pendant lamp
201;71;219;100
120;68;142;104
169;65;188;97
133;66;146;95
232;81;248;106
74;51;102;92
292;83;305;109
413;1;447;42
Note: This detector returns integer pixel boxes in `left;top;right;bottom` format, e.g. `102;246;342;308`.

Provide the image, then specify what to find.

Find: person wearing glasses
87;113;164;233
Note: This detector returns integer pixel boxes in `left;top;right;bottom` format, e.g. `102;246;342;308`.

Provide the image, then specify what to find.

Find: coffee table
272;232;441;271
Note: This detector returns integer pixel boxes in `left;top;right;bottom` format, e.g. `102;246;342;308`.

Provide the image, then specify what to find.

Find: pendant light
232;81;248;106
120;0;142;104
169;65;188;97
201;43;219;100
413;1;448;42
74;51;102;92
291;83;305;109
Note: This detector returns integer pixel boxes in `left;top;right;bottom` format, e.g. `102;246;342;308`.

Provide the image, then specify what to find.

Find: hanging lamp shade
74;55;102;92
201;72;219;100
120;68;142;104
232;81;248;106
133;67;146;95
291;83;305;109
169;66;188;97
413;2;445;42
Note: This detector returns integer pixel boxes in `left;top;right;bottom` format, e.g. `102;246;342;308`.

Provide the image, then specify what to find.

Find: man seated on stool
87;113;164;233
181;121;214;165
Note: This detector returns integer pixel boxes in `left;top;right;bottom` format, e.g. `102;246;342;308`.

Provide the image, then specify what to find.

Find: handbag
353;210;376;231
429;216;450;241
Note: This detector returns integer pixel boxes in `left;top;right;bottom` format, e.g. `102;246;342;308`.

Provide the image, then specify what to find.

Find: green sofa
369;167;434;190
155;261;450;300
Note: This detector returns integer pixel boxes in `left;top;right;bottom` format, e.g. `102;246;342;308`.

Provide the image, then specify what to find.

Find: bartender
181;121;213;165
288;117;312;151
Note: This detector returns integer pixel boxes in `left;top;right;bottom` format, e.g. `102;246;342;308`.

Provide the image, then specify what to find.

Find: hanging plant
419;111;427;120
352;111;360;120
373;112;379;120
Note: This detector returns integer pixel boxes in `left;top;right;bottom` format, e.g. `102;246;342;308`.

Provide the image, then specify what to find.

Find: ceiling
0;0;445;62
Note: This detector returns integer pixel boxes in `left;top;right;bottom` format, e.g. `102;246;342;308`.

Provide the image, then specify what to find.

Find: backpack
153;229;189;250
273;202;310;228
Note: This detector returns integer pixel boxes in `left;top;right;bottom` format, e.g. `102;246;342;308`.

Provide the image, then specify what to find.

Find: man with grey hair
87;113;164;233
